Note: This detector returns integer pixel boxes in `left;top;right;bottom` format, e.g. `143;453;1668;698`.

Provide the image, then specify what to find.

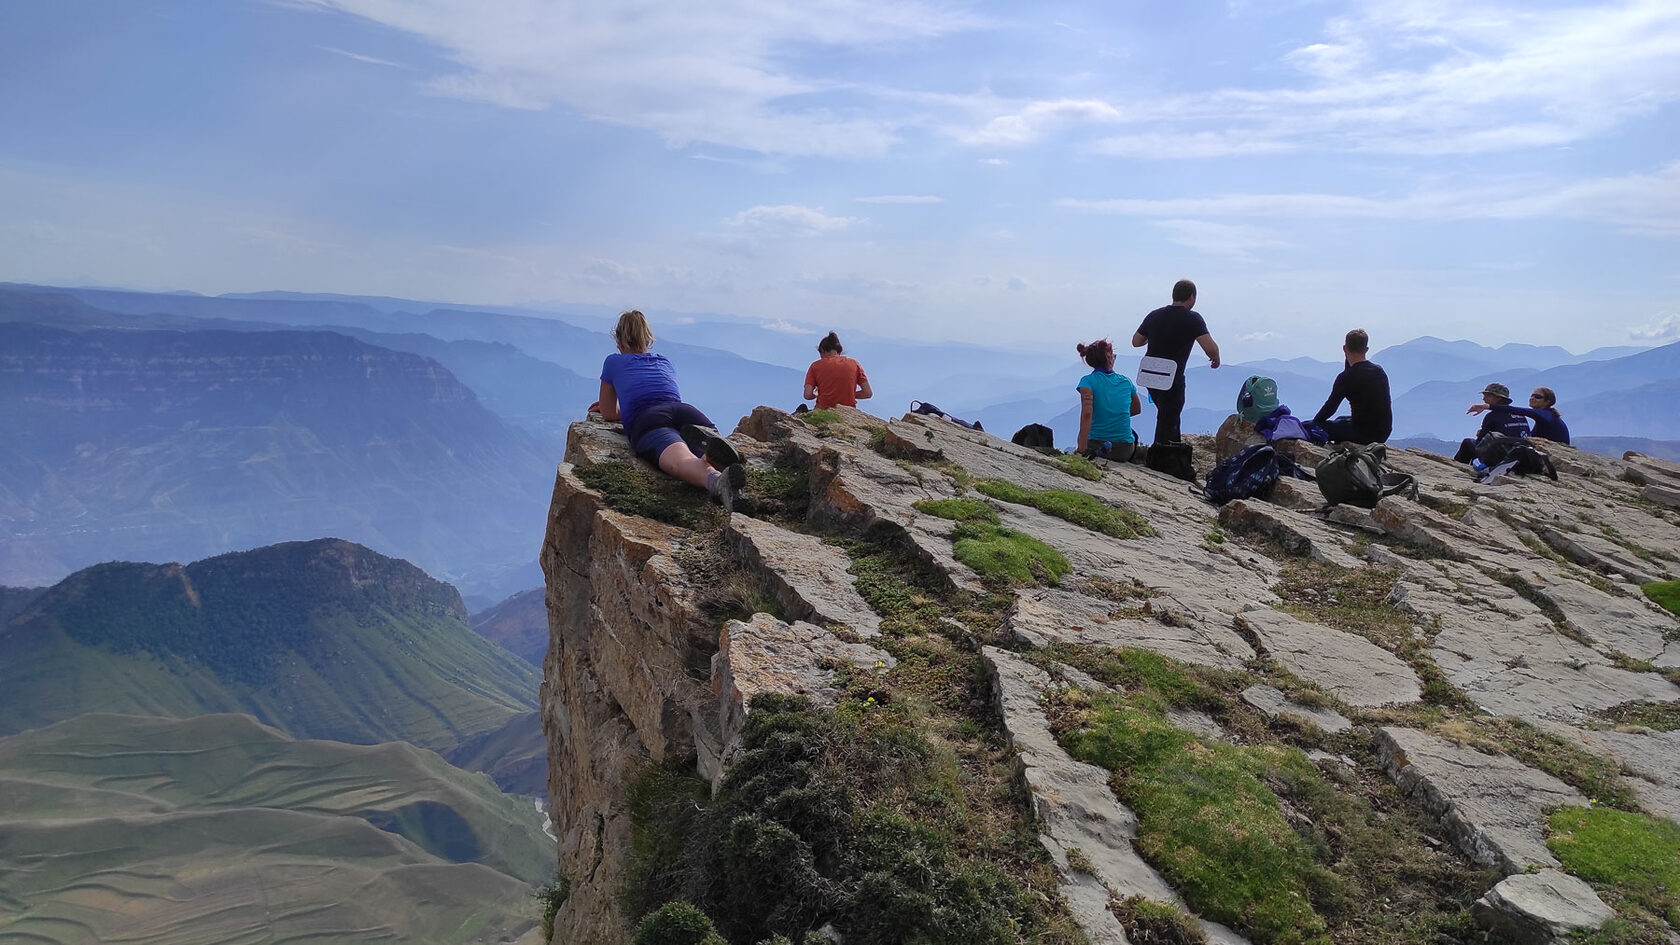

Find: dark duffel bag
1146;441;1196;482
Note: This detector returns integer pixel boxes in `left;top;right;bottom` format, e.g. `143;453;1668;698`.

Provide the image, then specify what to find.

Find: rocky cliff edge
541;405;1680;945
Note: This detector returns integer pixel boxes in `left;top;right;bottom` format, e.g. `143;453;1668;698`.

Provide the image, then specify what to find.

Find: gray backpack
1315;443;1417;508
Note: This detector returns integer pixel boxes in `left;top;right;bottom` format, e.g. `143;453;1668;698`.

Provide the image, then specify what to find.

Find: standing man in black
1313;328;1392;444
1132;279;1220;445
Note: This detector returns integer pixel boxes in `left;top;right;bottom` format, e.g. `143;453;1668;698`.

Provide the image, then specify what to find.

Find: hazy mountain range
3;281;1676;597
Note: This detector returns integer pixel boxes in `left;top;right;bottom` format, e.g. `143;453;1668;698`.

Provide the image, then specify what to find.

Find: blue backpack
1203;444;1280;505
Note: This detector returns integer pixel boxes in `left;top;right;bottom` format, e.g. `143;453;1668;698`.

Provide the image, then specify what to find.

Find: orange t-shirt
804;355;867;409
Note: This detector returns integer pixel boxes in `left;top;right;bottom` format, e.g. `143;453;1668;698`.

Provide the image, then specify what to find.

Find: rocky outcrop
543;408;1680;944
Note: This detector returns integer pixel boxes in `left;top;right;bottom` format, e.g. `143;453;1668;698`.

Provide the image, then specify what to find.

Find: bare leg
657;441;715;488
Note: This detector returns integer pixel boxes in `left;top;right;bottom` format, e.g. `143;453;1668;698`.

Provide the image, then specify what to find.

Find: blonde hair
614;310;654;352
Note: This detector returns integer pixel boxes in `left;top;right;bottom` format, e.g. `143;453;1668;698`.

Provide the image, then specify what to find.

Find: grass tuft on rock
976;479;1154;538
802;408;842;427
913;497;999;524
951;522;1070;587
577;461;725;531
1111;897;1208;945
1644;580;1680;618
1550;805;1680;928
1051;454;1103;481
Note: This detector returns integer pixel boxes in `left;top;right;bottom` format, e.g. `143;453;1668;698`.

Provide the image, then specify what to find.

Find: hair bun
1076;343;1088;355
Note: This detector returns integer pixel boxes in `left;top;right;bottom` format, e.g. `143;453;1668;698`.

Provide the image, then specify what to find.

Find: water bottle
1471;458;1487;473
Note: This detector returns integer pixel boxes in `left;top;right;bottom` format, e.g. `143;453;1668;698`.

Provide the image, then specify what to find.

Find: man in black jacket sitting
1313;328;1392;445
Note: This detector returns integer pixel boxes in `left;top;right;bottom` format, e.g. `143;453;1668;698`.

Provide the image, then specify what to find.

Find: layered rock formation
541;406;1680;944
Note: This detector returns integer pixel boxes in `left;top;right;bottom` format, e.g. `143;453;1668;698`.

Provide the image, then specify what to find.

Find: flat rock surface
727;514;882;637
1376;726;1587;874
1240;607;1421;707
1240;684;1352;734
1473;869;1614;945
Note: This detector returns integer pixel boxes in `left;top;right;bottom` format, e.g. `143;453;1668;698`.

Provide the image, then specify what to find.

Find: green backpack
1237;375;1279;422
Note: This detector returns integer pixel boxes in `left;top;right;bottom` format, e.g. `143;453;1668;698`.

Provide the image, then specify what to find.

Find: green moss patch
1048;646;1494;945
745;455;812;524
1601;700;1680;731
1111;897;1208;945
1052;454;1103;482
576;461;725;531
951;522;1070;587
912;498;999;525
802;408;842;427
975;479;1154;538
1644;580;1680;618
1550;806;1680;927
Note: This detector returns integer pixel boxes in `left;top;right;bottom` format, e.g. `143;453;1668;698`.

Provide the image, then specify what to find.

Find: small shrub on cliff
633;901;728;945
535;877;569;942
627;693;1039;945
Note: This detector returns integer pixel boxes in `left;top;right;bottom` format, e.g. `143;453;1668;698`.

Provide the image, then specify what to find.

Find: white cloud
1242;331;1282;343
723;204;862;235
760;317;808;334
1151;220;1292;260
961;99;1123;147
293;0;984;157
317;45;405;68
1630;313;1680;343
1090;131;1295;159
855;194;943;204
1063;161;1680;235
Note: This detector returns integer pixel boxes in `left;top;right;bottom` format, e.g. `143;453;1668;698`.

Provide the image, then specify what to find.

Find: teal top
1077;369;1137;443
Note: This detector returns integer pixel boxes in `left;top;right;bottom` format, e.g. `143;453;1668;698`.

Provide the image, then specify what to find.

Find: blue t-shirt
1491;404;1569;444
1077;369;1137;443
601;352;680;435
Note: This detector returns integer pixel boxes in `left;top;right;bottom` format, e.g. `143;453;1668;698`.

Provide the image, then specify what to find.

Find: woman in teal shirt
1075;338;1144;461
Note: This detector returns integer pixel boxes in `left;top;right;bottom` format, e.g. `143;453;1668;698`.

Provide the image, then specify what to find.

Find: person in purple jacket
594;309;746;510
1467;385;1570;445
1453;382;1531;463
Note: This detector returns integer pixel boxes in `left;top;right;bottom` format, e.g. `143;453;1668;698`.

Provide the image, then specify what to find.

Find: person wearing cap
1453;382;1530;463
1467;385;1570;445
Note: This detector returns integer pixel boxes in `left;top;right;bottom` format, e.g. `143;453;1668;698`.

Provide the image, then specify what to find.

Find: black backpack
1203;444;1279;505
1010;423;1056;451
1474;432;1527;468
1316;442;1418;508
1146;441;1196;482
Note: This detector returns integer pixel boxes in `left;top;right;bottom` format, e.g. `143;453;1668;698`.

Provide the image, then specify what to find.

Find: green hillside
0;713;551;945
0;539;541;753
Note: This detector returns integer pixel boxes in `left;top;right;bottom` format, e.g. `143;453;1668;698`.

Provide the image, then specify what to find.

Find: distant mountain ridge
0;319;553;598
0;539;540;752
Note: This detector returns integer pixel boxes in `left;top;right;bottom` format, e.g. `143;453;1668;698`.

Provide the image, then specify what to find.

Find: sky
1;0;1677;359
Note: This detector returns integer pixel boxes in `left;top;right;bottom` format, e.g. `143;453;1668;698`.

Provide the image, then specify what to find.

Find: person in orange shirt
802;331;872;409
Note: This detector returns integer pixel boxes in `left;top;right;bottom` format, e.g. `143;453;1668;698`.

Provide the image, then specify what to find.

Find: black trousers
1454;437;1477;463
1151;385;1185;445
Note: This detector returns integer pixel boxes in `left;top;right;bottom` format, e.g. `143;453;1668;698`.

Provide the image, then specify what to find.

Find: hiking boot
708;464;747;513
680;423;740;470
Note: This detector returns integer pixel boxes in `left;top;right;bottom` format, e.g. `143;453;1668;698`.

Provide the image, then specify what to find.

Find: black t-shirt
1314;359;1392;442
1136;304;1209;390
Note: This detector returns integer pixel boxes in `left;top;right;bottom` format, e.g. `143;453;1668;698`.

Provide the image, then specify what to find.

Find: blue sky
1;0;1677;358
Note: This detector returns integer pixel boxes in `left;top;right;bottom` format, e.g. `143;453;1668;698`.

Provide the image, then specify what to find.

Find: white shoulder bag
1136;355;1177;391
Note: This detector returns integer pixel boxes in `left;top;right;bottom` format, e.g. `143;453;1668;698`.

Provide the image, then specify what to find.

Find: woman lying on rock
1467;385;1570;445
1074;338;1145;462
595;309;746;510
